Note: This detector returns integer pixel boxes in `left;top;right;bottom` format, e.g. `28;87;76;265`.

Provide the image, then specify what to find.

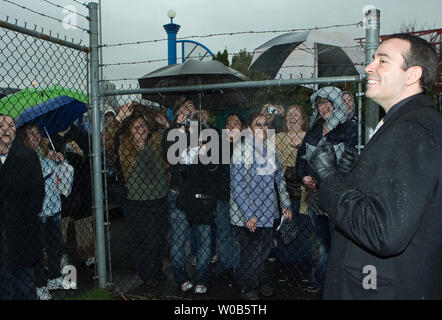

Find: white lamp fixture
167;9;176;22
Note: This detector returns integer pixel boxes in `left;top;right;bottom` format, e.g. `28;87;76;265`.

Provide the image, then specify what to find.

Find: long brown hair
118;114;149;140
282;104;308;132
16;123;49;156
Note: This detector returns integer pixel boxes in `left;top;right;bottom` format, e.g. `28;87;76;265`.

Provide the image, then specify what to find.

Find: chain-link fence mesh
103;80;364;300
0;24;91;300
0;8;367;301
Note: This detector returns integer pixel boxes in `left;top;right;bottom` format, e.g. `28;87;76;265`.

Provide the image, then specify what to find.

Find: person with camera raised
261;103;285;134
162;96;216;294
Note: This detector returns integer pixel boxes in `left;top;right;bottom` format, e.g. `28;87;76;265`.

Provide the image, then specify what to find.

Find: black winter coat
319;94;442;299
0;142;45;270
51;125;92;220
163;124;219;225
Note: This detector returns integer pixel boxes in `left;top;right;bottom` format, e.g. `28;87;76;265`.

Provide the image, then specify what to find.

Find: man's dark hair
387;33;438;93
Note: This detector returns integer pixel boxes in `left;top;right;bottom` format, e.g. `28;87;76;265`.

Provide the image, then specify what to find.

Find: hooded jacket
295;86;358;214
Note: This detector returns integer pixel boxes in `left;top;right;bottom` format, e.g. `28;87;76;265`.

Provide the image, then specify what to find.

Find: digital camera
267;106;278;114
183;114;191;127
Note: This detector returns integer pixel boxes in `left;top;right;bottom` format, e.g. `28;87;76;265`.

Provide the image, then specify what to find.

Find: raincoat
319;94;442;299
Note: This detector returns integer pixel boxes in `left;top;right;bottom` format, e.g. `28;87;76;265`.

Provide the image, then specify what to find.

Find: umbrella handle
44;127;56;152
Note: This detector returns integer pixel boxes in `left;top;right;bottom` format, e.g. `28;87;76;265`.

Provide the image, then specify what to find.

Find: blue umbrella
15;95;87;135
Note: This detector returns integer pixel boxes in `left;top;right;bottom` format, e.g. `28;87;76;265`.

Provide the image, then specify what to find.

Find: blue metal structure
177;40;215;63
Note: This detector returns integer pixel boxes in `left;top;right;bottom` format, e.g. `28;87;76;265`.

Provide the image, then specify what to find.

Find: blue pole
163;21;181;65
163;18;180;117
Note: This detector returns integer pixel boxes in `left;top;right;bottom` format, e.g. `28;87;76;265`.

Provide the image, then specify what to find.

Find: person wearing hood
102;105;117;131
295;86;357;293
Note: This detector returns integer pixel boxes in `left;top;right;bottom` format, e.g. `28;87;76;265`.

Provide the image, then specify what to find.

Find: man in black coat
307;34;442;299
0;114;45;299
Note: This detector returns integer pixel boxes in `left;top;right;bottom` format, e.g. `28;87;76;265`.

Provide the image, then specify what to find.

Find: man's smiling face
365;38;411;111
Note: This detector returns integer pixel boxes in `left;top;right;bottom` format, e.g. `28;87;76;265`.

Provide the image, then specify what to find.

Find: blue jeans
189;224;216;259
308;209;331;288
0;231;37;300
215;200;240;273
168;191;212;286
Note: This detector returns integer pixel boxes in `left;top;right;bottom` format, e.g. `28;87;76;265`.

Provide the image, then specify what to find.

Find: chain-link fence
0;17;93;300
12;2;439;301
0;2;368;300
101;76;364;300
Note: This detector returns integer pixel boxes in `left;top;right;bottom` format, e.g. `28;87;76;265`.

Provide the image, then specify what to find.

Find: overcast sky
1;0;440;90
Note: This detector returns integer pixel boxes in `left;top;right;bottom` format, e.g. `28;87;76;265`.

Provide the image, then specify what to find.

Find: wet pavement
56;207;322;300
106;207;321;301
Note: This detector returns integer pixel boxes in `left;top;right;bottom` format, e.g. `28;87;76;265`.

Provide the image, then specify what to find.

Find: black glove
337;148;358;177
307;142;337;185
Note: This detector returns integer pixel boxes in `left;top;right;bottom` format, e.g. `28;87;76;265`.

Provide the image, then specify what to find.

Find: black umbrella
138;59;254;110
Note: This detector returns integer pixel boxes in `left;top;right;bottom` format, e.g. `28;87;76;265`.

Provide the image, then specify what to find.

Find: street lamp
167;9;176;23
163;9;180;65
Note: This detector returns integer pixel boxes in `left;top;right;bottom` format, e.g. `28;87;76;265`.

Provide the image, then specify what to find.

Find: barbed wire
100;58;169;67
181;21;363;40
100;44;363;68
100;38;168;48
100;61;365;83
99;77;140;82
41;0;89;20
278;63;365;68
3;0;89;32
100;21;363;48
1;15;87;46
71;0;88;7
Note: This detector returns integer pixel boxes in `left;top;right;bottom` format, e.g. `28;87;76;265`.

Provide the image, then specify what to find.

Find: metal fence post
364;8;380;142
88;1;107;288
